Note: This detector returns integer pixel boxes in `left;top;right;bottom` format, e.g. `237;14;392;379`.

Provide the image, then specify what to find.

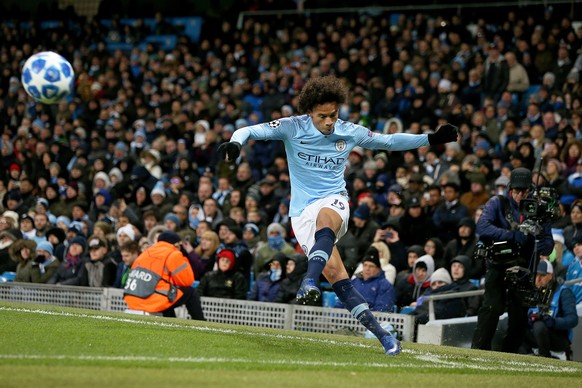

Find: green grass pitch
0;301;580;387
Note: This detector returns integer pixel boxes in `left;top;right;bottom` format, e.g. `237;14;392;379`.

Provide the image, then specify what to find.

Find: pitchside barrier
0;282;415;342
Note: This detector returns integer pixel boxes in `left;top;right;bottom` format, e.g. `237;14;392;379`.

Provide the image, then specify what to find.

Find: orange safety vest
124;241;194;312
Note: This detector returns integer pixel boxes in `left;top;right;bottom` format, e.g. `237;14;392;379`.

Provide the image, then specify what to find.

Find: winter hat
353;204;370;220
494;175;510;187
2;210;19;225
430;268;452;285
217;249;236;271
407;244;425;257
108;167;123;182
56;216;71;228
69;236;87;251
157;231;181;245
150;181;166;198
36;241;54;256
1;228;23;241
457;217;476;230
552;232;565;245
46;227;66;243
116;225;135;241
163;213;180;226
362;246;381;268
243;223;260;237
267;222;286;236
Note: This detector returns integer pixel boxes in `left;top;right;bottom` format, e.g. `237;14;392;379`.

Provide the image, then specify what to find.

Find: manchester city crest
335;139;347;152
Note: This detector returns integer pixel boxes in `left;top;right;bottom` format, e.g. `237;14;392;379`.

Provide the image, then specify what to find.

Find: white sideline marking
0;306;579;373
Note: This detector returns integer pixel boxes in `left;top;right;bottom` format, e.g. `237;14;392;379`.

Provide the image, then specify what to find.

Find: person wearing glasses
471;167;554;353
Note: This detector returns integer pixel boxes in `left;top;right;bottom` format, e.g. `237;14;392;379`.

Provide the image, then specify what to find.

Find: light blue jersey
231;115;429;217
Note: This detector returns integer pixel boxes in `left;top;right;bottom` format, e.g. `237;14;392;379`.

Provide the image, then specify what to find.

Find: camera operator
471;167;554;352
522;260;578;360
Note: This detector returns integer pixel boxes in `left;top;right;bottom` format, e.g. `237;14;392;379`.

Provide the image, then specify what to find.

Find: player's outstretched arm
427;123;459;145
217;141;242;162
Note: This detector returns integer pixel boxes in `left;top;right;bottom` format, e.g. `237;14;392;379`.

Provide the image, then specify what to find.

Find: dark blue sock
305;227;336;280
333;278;388;339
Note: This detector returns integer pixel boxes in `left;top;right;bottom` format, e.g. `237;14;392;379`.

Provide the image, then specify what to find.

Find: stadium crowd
0;4;581;325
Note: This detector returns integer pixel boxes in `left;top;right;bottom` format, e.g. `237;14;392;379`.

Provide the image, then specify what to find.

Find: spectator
449;255;482;316
407;267;466;324
81;235;117;287
186;230;220;280
523;260;578;359
443;218;481;279
424;237;445;270
481;42;509;104
460;173;491;217
0;229;22;274
395;244;424;288
253;222;296;276
241;222;264;257
198;248;248;300
123;231;205;320
563;199;582;251
395;254;435;311
565;236;582;304
248;252;287;303
275;253;308;304
114;241;140;289
432;181;469;242
352;243;397;285
351;204;381;259
48;235;87;285
337;247;396;312
217;220;253;283
398;196;436;248
13;241;58;283
10;238;37;282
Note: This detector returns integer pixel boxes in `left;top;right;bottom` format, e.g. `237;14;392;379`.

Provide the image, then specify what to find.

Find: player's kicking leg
324;247;401;355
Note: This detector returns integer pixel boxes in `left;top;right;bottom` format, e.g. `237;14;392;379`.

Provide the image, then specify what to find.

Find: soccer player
218;75;458;355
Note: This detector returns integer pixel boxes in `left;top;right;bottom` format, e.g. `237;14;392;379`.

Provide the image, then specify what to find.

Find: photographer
471;167;554;353
522;261;578;360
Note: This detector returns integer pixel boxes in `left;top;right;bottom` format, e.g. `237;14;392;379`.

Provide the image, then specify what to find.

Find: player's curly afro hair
297;75;348;114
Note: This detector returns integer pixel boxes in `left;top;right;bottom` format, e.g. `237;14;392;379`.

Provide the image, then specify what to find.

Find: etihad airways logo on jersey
298;152;345;170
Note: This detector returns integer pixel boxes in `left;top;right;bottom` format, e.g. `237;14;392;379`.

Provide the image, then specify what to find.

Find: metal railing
0;282;415;341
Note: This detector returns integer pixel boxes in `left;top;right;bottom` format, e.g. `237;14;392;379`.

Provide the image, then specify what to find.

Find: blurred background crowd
0;1;581;313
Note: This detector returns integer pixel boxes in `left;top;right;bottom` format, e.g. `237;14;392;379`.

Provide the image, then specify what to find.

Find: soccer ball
21;51;74;104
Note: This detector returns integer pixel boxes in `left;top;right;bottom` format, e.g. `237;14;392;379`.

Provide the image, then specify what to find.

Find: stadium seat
0;272;16;282
144;35;177;51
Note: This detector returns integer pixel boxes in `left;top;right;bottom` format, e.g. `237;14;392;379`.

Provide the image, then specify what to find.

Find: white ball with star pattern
21;51;74;104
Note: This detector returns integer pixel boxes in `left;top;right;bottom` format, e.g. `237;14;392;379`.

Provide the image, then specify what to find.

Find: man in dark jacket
275;254;308;304
398;196;436;248
472;167;554;353
351;204;380;259
450;255;482;316
335;248;396;312
432;182;469;243
443;218;482;280
481;42;509;103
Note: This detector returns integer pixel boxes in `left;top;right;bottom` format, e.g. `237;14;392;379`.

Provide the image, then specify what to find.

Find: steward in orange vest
124;231;205;320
